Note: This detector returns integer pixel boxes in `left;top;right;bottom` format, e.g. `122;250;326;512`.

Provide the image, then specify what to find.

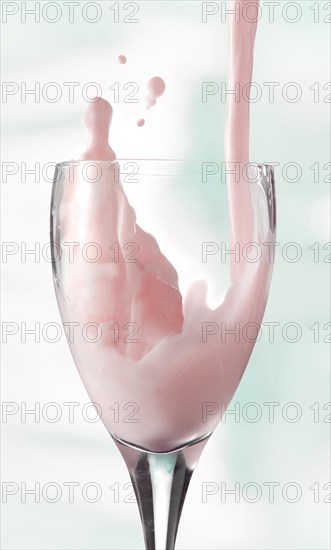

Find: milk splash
54;0;275;452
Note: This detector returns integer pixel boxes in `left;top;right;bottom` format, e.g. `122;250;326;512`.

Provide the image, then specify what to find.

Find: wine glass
50;159;276;549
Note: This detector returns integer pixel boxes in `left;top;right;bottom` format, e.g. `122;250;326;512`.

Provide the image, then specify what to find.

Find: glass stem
114;435;210;550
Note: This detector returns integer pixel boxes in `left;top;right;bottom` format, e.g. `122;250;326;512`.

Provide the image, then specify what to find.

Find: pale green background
1;1;330;549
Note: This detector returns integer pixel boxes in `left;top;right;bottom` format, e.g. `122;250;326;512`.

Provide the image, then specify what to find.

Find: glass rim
53;161;275;183
55;160;274;167
55;160;274;178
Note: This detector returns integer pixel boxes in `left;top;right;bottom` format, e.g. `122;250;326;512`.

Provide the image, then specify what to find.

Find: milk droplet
146;77;166;110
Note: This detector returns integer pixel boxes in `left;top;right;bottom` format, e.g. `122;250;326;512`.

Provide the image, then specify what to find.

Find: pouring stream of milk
225;0;259;280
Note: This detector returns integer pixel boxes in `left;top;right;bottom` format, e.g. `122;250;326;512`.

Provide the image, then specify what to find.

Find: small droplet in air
146;77;166;110
118;55;127;64
137;119;145;127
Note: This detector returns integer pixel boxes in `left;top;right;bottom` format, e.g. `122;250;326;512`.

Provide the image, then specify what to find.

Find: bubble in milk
118;55;127;64
146;77;166;110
